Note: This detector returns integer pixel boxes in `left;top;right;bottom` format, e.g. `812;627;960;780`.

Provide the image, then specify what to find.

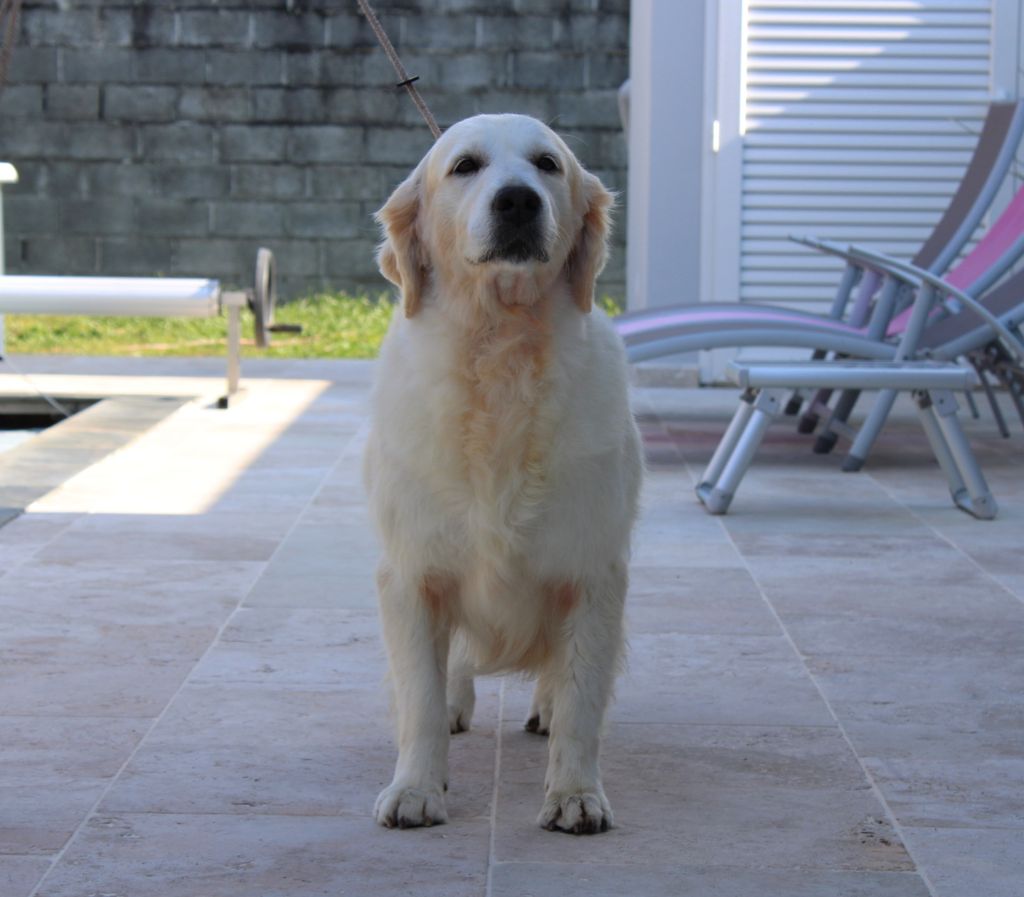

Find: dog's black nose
492;185;541;227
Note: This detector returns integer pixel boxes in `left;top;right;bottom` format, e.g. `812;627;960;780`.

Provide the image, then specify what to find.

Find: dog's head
375;114;613;317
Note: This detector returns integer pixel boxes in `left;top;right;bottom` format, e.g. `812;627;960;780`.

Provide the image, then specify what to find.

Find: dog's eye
535;154;560;173
451;157;481;176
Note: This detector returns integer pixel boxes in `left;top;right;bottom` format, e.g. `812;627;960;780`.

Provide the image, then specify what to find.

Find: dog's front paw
374;783;448;829
538;789;613;835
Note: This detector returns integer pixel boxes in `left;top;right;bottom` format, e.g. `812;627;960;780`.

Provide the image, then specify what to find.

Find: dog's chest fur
458;302;556;534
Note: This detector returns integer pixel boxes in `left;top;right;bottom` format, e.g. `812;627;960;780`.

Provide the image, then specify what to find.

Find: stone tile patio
1;356;1021;897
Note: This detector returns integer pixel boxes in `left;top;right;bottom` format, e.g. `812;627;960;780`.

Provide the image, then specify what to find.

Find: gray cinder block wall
0;0;629;301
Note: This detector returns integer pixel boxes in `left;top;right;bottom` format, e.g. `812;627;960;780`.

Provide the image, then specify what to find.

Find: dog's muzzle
481;185;549;264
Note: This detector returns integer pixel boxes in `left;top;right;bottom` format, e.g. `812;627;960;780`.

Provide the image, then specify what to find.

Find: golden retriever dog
364;113;642;834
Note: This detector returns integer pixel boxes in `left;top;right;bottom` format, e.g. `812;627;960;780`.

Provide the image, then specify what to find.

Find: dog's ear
376;168;428;318
564;171;614;313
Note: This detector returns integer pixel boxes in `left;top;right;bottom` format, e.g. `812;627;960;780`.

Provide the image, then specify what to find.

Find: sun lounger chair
695;260;1024;519
815;244;1024;472
616;100;1024;363
797;179;1024;458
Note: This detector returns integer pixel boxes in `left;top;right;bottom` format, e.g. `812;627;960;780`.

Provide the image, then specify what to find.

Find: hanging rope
0;0;21;95
355;0;441;140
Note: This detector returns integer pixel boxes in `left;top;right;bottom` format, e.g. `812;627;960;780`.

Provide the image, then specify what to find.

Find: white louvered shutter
741;0;995;309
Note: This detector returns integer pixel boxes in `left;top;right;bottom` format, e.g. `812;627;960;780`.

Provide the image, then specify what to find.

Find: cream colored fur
364;114;642;834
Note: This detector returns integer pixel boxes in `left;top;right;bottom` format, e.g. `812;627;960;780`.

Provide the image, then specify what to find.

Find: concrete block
104;85;178;122
135;199;210;237
364;126;431;166
178;87;254;123
18;235;98;274
5;47;59;82
60;198;137;235
551;89;621;129
83;162;154;198
207;50;285;86
586;51;630;89
5;122;133;160
20;7;132;47
308;165;399;201
83;163;230;201
323;13;379;50
138;123;216;163
251;10;327;49
98;237;176;275
512;51;585;90
285;201;365;239
2;196;61;234
553;13;629;50
252;87;329;124
283;51;322;86
476;15;552;49
19;162;84;198
172;238;255;278
435;51;511;90
179;10;250;48
0;85;44;118
287;126;365;164
210;201;287;237
396;14;476;50
231;164;306;199
62;48;137;83
128;6;177;47
134;49;207;85
220;126;290;162
44;85;101;121
322;238;383;279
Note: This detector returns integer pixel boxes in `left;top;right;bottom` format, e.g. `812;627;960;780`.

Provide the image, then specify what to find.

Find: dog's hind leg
447;631;476;734
537;563;626;835
374;564;452;829
525;672;554;735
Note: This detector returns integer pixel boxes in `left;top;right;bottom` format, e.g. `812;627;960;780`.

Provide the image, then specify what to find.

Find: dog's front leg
374;564;451;828
538;565;626;834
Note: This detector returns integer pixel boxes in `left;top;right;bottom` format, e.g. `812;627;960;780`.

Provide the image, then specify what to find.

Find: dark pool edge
0;395;190;528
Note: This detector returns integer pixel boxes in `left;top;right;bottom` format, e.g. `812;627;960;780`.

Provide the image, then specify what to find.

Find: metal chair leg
842;387;898;472
698;389;784;515
697;388;757;502
815;387;861;454
914;390;971;511
929;390;998;519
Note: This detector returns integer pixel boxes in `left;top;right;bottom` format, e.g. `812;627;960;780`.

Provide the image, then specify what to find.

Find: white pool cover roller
0;276;221;317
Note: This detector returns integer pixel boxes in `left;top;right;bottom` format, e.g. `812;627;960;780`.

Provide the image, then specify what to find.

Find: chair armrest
846;246;1024;363
790;234;859;263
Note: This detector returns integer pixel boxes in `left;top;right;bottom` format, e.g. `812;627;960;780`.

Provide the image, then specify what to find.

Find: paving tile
0;558;262;628
0;512;80;569
808;653;1024;710
0;716;148;854
578;633;836;727
244;521;378;609
809;654;1024;827
493;723;913;872
631;537;745;569
491;862;931;896
102;679;499;822
900;827;1024;897
189;608;387;689
627;565;780;635
34;511;292;563
0;856;54;897
0;620;212;716
33;813;491;897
